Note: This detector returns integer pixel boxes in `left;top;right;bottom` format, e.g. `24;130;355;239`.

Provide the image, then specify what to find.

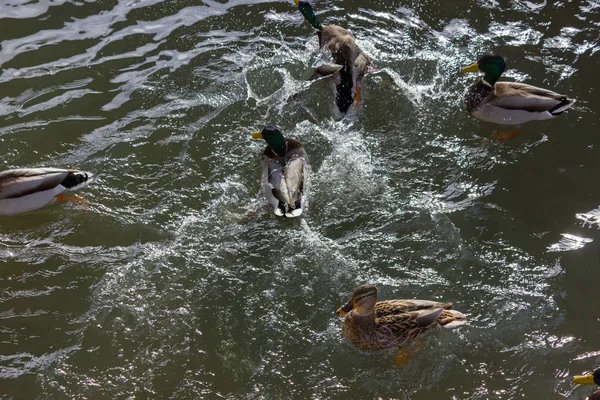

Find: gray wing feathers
414;308;444;327
491;82;570;112
264;158;284;209
264;154;307;214
0;168;68;199
280;157;305;207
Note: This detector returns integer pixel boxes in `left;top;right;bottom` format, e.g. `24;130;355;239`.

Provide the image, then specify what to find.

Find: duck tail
549;97;576;116
285;208;303;218
272;192;304;218
439;310;466;329
61;170;95;191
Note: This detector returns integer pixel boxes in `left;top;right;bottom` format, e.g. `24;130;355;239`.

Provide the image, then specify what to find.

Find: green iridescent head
252;125;287;156
462;54;506;85
295;0;322;30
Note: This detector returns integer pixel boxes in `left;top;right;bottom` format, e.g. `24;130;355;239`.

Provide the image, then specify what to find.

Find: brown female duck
295;0;371;114
337;284;466;363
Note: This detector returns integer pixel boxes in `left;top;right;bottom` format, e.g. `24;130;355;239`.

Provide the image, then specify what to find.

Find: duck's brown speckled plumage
317;25;370;71
338;284;466;351
463;79;494;114
297;0;371;113
318;26;371;113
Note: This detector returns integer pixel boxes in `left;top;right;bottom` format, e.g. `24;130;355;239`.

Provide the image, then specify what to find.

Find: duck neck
299;2;322;30
482;68;502;86
266;134;287;157
351;309;376;329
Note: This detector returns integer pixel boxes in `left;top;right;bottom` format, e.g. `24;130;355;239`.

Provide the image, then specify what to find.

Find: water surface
1;0;600;398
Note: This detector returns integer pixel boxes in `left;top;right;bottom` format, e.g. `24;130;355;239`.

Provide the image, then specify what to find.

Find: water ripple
0;0;596;398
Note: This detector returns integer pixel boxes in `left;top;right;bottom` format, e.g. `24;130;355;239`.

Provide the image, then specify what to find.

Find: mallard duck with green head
0;168;94;216
573;367;600;400
462;54;576;138
337;284;466;364
295;0;371;114
252;125;308;218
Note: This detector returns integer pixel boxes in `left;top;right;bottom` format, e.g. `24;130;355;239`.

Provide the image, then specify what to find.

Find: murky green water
1;0;600;398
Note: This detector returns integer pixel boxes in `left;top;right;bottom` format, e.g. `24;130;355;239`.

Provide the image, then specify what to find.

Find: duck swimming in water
252;125;308;217
295;0;371;114
337;284;466;365
462;54;576;138
0;168;93;216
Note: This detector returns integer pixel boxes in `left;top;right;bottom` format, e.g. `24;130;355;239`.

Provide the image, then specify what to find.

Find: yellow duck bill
573;373;596;385
462;62;480;73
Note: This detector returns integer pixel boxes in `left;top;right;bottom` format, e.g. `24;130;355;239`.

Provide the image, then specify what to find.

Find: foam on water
547;234;594;253
1;0;598;398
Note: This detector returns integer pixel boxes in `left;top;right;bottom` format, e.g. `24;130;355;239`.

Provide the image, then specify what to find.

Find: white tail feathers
443;319;467;329
273;204;303;217
441;309;467;329
286;208;303;218
550;98;576;115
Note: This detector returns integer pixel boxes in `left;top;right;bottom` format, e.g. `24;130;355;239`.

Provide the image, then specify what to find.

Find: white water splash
547;233;593;253
576;206;600;228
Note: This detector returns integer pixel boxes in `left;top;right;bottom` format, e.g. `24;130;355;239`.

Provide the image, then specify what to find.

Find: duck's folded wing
490;82;569;112
310;63;343;80
414;308;444;327
0;168;68;199
280;157;305;207
268;157;306;210
375;299;452;317
375;310;442;347
377;308;443;338
264;158;285;207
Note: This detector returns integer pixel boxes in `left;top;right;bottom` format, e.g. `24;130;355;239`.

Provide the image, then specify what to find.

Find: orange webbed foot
395;349;411;367
246;207;262;217
394;341;422;367
246;204;271;217
55;193;89;208
354;86;362;109
491;127;522;139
